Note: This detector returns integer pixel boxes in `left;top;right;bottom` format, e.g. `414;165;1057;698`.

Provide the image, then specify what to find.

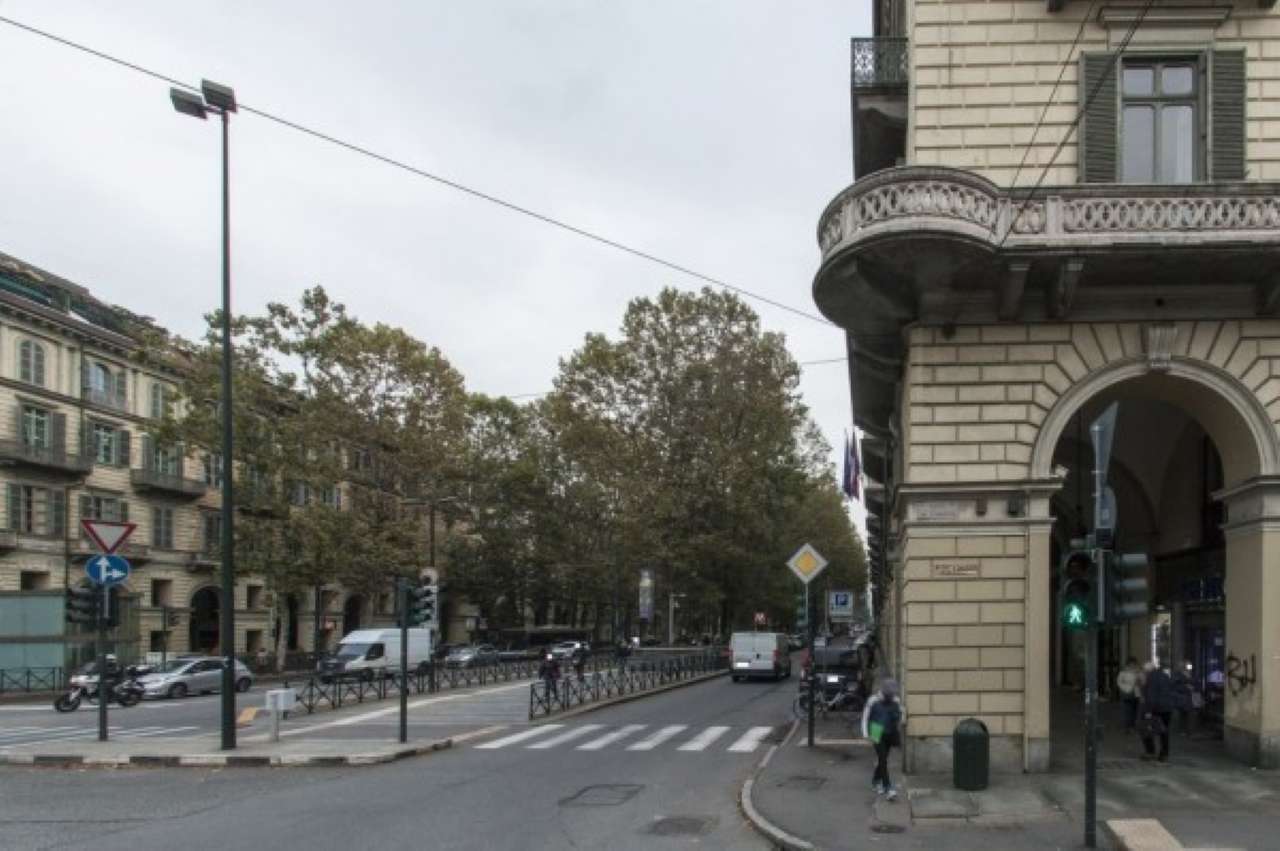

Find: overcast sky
0;1;871;529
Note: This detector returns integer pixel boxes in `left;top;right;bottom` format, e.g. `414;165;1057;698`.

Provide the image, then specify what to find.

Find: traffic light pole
806;584;815;748
1085;621;1098;848
399;578;409;744
98;583;108;742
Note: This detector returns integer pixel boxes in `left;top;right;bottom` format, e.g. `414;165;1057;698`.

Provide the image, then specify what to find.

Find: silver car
137;656;254;699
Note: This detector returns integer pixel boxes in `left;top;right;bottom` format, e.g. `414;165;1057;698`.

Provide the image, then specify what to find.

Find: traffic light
66;585;98;626
1060;548;1095;631
1106;550;1150;620
407;583;436;627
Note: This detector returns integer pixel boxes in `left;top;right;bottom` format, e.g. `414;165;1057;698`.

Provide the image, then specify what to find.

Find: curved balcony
812;166;1280;436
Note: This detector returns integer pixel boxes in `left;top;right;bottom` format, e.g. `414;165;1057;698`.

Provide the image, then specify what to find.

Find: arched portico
1029;356;1280;769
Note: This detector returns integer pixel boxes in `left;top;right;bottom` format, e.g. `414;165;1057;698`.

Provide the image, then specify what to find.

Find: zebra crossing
0;724;202;750
474;722;776;755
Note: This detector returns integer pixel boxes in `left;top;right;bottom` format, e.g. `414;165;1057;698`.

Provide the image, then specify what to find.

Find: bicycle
793;676;866;719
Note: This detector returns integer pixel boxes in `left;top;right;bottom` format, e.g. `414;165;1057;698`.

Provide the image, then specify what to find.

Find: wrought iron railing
0;666;65;694
528;650;725;719
851;37;909;89
0;438;93;474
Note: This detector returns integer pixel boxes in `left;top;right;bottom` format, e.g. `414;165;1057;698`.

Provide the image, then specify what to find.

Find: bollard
265;688;296;743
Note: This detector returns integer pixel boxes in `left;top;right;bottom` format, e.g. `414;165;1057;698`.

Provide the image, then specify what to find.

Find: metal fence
528;650;725;719
0;667;65;694
851;37;909;89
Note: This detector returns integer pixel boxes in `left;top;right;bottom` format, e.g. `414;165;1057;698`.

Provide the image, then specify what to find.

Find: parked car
445;644;499;668
549;641;590;660
497;646;537;662
787;634;804;651
136;656;254;699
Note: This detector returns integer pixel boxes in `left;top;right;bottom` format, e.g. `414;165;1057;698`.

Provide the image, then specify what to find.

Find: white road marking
577;724;646;751
728;726;773;753
626;725;687;751
677;726;730;752
526;724;605;750
116;726;200;738
475;725;565;750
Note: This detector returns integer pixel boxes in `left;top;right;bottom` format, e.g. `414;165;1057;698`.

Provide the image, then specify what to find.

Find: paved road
0;672;797;850
0;687;271;750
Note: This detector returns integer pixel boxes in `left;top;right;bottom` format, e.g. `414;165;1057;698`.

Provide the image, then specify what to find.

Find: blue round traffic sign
85;554;131;586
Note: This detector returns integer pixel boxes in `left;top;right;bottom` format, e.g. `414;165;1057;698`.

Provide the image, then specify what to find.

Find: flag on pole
842;430;861;502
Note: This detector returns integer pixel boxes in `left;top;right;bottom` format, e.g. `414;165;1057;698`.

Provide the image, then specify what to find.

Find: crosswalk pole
98;582;108;742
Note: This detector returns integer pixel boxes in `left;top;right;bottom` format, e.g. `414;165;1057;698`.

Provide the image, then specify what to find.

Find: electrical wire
0;13;834;328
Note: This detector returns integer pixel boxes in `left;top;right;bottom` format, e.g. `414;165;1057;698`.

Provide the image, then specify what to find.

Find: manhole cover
779;775;827;791
649;816;715;836
560;784;644;807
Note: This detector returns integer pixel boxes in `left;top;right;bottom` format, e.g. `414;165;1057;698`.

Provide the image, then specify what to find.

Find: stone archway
1029;356;1280;769
189;587;220;655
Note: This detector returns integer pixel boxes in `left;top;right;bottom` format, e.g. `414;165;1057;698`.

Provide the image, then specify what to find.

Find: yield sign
81;519;137;554
787;543;828;586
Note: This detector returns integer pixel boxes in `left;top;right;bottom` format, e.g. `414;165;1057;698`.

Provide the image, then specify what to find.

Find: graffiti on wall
1226;653;1257;697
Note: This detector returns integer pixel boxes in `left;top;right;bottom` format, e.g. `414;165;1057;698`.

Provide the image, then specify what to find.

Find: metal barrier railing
0;667;65;694
528;651;726;719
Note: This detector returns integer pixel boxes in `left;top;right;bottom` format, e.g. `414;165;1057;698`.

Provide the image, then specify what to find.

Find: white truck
319;628;434;680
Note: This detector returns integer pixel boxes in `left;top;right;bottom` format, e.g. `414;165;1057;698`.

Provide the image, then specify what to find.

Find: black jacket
1142;668;1176;713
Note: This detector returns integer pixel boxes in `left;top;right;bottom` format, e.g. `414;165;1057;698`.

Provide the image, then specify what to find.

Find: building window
92;423;116;465
82;494;126;524
151;441;179;476
149;383;171;420
151;578;173;607
18;340;46;387
203;453;223;487
202;511;221;555
289;480;311;506
20;570;49;590
1121;61;1197;184
22;406;50;450
84;360;128;411
152;506;174;549
9;485;63;536
247;585;264;610
320;485;341;509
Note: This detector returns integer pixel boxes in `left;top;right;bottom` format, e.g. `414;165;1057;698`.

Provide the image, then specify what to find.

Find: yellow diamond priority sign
787;543;828;586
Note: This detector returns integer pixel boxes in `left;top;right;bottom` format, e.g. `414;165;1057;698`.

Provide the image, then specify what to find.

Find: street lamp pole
172;80;238;750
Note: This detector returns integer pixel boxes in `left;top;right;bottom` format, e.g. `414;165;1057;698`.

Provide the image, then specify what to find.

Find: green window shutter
14;406;25;446
152;507;162;547
119;500;129;523
6;483;20;531
51;490;65;536
80;358;89;395
141;435;154;471
1211;50;1246;181
51;412;66;455
115;371;127;409
1080;52;1118;183
19;341;31;383
79;494;93;527
118;429;131;467
34;345;44;387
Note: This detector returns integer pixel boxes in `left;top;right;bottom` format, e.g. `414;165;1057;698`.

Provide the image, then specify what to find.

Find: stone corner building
816;1;1280;772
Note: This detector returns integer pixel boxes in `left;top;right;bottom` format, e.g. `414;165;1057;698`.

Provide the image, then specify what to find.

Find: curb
739;719;816;851
0;737;453;769
537;668;728;723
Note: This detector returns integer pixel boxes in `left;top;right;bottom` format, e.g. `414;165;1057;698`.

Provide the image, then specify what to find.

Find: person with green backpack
861;678;905;801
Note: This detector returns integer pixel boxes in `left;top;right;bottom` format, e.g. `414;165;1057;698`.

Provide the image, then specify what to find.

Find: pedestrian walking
615;640;631;674
1171;660;1196;736
1117;657;1141;733
538;653;560;702
1140;661;1175;762
572;647;587;682
861;678;905;801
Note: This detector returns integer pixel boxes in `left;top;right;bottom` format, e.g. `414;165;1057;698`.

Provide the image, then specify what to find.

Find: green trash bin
953;718;989;791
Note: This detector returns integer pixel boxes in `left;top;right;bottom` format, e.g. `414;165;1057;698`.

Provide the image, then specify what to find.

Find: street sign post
85;555;131;587
787;543;828;748
79;520;136;744
828;590;855;622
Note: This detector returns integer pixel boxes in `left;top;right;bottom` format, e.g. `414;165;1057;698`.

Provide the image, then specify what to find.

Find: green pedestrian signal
1059;548;1094;632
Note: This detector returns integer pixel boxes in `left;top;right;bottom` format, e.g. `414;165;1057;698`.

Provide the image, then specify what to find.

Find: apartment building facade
817;0;1280;771
0;252;402;675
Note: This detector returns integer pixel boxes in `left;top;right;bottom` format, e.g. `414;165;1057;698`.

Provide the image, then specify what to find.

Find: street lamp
171;79;238;751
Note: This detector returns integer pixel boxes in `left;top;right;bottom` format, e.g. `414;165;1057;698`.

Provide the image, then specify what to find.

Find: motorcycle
53;676;144;712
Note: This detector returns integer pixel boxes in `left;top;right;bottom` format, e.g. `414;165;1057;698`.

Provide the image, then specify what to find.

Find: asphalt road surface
0;686;272;750
1;672;798;850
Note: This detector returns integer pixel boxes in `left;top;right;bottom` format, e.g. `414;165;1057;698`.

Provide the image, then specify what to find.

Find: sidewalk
743;709;1280;851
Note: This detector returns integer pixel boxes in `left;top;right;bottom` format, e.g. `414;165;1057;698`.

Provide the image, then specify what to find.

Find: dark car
445;644;499;668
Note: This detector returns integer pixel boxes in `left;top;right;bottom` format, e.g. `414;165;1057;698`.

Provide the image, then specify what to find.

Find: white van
730;632;792;682
321;629;433;679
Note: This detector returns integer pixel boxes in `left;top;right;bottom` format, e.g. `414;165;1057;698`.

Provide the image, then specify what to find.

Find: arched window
90;363;112;395
18;340;45;386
